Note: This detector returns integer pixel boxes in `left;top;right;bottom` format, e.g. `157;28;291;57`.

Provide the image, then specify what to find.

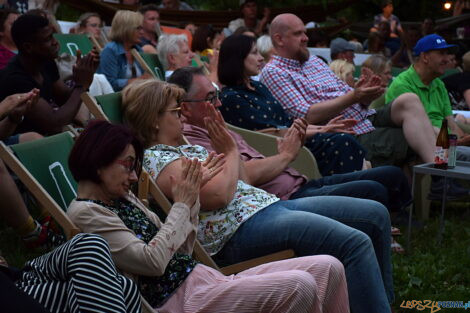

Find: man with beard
260;13;438;169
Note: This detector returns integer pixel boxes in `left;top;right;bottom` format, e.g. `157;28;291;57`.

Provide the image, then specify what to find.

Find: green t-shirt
385;65;452;128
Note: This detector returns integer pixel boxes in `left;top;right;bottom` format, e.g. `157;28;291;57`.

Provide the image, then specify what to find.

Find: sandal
391;238;405;254
391;226;402;236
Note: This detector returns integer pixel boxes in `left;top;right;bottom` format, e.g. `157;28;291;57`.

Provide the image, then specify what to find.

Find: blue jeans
214;196;393;313
291;165;412;212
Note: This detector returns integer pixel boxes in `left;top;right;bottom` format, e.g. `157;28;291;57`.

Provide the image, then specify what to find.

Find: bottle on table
434;119;449;169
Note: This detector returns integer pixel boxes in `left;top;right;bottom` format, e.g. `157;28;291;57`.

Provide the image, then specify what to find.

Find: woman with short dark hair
68;118;350;313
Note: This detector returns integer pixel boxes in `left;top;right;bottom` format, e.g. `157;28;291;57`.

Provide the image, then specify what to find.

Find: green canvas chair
226;123;321;180
0;132;80;239
53;34;93;56
131;49;165;81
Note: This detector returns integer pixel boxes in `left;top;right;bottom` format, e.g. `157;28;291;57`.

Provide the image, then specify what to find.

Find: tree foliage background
184;0;453;22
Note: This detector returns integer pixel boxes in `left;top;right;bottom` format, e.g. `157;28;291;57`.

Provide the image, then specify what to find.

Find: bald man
260;13;437;169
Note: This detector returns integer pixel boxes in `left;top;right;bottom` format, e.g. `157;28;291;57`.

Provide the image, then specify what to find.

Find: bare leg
390;93;436;163
18;132;43;143
0;159;31;229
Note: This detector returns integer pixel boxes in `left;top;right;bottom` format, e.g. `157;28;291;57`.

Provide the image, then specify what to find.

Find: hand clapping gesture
171;157;202;208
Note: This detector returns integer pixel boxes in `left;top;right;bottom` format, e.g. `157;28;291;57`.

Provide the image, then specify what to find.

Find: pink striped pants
157;255;349;313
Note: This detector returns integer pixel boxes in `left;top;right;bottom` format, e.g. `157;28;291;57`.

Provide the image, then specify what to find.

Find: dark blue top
220;80;293;130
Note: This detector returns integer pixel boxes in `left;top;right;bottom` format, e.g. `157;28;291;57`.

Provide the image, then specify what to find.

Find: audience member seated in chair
0;8;19;69
217;35;368;176
170;66;410;254
157;34;195;80
138;4;160;54
1;233;142;313
97;10;152;91
73;12;107;50
121;79;395;313
261;13;437;169
0;14;98;136
67;120;349;313
329;59;356;88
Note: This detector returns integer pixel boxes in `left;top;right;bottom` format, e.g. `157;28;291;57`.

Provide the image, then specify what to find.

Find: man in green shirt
386;34;464;137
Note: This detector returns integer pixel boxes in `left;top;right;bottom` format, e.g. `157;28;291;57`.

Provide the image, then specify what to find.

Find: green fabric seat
226;123;321;180
139;52;165;81
95;92;123;123
53;33;93;56
10;132;77;211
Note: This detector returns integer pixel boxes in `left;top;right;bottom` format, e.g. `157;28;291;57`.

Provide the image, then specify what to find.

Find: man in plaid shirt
260;13;437;167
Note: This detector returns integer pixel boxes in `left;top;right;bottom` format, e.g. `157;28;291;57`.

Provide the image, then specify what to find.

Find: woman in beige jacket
67;120;349;313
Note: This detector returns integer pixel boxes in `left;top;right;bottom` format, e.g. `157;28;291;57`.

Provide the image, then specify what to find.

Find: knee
19;132;43;143
285;270;318;300
393;93;423;112
73;233;110;251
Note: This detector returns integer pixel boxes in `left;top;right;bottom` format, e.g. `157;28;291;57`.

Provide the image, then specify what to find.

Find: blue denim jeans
291;165;412;212
214;196;393;313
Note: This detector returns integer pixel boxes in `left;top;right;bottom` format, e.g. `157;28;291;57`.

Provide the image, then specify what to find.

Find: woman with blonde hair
329;59;355;87
97;10;152;91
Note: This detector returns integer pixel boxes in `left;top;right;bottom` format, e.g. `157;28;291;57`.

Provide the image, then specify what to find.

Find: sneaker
22;217;65;250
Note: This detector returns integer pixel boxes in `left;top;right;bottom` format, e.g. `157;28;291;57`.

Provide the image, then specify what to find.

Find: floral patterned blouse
144;144;280;255
75;198;198;307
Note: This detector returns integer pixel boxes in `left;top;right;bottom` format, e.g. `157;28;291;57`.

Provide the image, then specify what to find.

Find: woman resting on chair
97;10;152;91
120;79;396;313
67;120;349;313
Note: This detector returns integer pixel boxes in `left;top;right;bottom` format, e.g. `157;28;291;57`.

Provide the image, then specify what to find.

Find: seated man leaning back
260;13;437;168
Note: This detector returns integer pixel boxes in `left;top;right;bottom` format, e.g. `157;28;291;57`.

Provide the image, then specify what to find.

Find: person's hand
73;48;100;90
3;89;39;123
205;115;237;155
171;157;202;208
200;151;225;186
277;122;304;162
352;84;384;105
139;72;154;80
261;7;271;23
207;49;219;74
305;115;357;136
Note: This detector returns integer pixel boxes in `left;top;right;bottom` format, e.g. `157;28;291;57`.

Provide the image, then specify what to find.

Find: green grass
392;203;470;313
1;203;469;312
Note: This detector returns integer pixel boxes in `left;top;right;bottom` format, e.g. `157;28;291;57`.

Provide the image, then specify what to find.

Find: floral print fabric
144;144;279;255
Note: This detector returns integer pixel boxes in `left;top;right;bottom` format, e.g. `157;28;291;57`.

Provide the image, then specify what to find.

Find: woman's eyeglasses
115;158;137;173
166;106;182;117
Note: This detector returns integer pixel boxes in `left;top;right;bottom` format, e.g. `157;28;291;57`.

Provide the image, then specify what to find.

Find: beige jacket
67;195;199;277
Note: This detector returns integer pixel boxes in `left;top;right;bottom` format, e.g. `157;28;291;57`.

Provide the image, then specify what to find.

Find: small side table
409;161;470;247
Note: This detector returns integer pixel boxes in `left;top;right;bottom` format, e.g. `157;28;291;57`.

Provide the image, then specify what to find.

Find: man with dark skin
0;14;98;136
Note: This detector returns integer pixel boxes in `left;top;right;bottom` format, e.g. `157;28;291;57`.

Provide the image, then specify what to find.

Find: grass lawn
1;202;469;312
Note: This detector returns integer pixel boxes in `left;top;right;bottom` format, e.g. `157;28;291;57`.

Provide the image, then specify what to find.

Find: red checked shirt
260;55;376;135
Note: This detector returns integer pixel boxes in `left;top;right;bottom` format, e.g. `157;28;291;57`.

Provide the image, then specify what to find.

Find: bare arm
447;115;465;138
244;119;306;186
464;89;470;109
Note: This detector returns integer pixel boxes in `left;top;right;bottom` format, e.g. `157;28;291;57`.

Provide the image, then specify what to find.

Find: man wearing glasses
169;67;411;214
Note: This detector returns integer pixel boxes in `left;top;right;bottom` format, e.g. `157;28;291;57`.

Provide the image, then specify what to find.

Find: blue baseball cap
413;34;457;56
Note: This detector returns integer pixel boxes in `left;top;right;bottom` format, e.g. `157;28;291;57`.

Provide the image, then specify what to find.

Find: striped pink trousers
157;255;349;313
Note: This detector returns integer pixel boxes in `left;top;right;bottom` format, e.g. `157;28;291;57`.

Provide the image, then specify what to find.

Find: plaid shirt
260;55;376;135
